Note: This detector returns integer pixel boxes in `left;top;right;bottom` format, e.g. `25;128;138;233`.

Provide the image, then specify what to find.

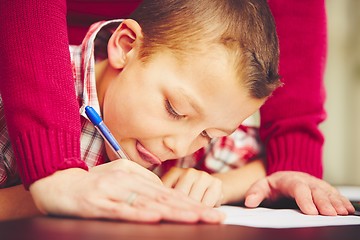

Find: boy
0;0;353;220
77;0;280;208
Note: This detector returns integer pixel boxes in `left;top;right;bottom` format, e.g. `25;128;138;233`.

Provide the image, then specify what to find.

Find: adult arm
0;0;86;189
261;0;327;178
241;0;354;216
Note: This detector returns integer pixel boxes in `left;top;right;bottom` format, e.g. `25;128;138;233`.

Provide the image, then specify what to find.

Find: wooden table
1;216;360;240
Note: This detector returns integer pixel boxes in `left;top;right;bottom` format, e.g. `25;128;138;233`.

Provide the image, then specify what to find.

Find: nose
163;130;209;158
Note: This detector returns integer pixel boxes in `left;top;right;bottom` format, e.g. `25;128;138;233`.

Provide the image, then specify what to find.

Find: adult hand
244;171;355;216
162;167;223;207
90;159;163;184
29;160;224;223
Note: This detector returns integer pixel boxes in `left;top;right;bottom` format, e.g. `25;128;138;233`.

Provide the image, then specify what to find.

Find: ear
107;19;143;69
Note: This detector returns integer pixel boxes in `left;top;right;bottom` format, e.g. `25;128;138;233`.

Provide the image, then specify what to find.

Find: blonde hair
130;0;281;99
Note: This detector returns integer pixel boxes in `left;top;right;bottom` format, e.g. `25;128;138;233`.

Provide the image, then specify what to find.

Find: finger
185;171;215;203
312;188;337;216
158;195;225;223
170;172;195;196
319;185;355;215
244;179;269;208
198;179;223;207
188;181;207;203
131;190;224;223
129;193;201;223
124;173;207;211
200;208;226;224
329;194;353;215
291;182;318;215
341;197;355;214
119;160;163;185
152;186;224;223
87;198;162;222
92;160;163;185
161;169;181;188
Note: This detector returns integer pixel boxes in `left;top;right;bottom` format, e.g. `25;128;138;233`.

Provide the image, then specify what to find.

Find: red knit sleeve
260;0;327;178
0;0;87;189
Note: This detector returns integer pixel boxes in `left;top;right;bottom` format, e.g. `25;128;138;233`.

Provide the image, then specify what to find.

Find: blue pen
85;106;129;159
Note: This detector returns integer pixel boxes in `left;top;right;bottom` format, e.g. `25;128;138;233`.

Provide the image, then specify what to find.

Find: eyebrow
176;88;203;115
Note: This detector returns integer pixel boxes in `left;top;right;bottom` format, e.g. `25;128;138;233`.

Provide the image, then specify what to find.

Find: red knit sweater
0;0;326;189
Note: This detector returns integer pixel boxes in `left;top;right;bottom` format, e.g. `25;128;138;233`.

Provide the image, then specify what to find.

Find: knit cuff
14;129;88;189
265;132;323;178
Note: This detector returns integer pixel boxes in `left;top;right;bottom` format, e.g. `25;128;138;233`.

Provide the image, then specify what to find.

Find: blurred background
322;0;360;186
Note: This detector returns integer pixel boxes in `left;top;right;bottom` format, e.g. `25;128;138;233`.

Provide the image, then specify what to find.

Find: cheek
102;88;136;135
103;92;166;139
104;101;140;137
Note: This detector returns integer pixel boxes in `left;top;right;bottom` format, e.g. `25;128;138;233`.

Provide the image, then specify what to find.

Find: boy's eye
165;99;186;120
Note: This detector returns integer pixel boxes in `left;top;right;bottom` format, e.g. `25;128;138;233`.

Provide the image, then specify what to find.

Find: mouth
135;141;162;166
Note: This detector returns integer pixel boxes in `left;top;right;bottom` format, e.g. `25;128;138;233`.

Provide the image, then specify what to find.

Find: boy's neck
95;59;117;110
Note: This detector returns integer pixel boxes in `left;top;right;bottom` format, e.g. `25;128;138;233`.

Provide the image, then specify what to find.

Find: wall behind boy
322;0;360;185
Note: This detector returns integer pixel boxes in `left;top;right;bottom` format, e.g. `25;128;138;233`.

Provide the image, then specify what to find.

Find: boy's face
100;47;264;169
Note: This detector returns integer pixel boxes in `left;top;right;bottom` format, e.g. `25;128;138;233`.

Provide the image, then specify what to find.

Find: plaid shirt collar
76;19;124;119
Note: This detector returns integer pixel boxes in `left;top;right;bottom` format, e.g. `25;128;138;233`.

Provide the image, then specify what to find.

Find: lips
136;141;162;166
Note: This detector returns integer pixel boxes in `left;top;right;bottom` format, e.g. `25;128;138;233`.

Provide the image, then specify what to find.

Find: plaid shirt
0;20;263;188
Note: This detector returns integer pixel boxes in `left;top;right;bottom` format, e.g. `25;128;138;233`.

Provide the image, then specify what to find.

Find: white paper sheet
218;206;360;228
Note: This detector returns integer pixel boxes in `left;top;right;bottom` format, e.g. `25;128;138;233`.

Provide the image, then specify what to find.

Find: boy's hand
244;171;355;216
161;167;223;207
29;160;224;224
